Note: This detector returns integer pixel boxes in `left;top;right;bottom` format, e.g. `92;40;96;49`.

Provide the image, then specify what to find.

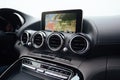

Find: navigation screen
45;13;76;33
42;10;83;33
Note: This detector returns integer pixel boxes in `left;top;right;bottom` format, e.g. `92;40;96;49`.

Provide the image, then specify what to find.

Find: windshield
0;0;120;18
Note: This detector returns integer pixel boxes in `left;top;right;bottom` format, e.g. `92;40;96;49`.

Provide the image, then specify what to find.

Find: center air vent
47;33;64;51
21;31;30;45
69;34;89;54
32;31;46;48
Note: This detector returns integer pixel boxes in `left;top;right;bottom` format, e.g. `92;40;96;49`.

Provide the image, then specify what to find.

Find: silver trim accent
20;31;30;45
45;71;68;79
32;31;45;48
69;34;90;54
22;64;36;70
47;33;64;51
36;68;44;73
13;13;24;24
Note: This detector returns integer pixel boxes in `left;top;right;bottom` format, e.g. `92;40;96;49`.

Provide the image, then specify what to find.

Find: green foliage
60;13;76;21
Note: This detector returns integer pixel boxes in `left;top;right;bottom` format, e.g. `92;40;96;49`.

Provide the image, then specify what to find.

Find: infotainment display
42;9;82;33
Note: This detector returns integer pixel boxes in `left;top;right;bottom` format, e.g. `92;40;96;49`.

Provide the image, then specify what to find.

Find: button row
22;64;69;79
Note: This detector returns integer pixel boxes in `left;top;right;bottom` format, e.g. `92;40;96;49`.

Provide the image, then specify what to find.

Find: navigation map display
42;10;82;33
45;13;76;33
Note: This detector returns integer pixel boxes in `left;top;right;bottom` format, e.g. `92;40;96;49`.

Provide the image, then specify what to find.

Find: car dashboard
0;8;120;80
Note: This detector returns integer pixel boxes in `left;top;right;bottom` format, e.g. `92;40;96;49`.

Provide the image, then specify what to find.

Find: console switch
45;71;68;79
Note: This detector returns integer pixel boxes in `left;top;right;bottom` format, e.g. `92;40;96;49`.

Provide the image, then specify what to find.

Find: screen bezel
41;9;83;33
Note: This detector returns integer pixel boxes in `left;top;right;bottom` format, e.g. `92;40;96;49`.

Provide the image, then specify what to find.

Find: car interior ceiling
0;8;120;80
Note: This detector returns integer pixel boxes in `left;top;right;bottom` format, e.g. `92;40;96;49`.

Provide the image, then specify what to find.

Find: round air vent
47;33;64;51
69;34;89;54
32;31;46;48
21;31;30;45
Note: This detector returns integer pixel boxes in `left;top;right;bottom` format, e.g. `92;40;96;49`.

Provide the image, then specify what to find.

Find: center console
1;57;83;80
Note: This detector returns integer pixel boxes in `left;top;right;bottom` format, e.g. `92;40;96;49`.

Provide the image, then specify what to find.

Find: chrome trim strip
22;64;36;70
45;71;68;79
36;68;44;73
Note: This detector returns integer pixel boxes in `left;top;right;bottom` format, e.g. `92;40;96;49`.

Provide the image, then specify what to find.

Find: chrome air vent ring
47;33;64;51
32;31;46;48
69;34;90;54
21;31;30;45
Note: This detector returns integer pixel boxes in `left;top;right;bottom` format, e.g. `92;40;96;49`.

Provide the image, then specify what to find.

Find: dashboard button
36;68;44;73
45;71;68;79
